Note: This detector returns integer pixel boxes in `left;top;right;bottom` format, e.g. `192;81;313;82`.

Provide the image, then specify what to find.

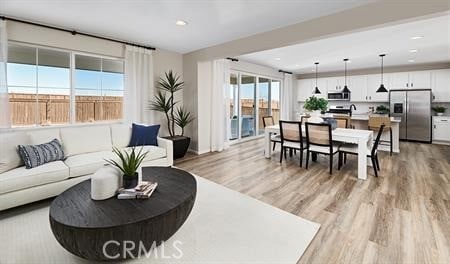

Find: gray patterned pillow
18;139;65;169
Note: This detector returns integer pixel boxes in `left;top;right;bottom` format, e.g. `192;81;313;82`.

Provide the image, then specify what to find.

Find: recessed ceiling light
274;58;281;61
175;20;188;26
295;64;300;67
409;49;418;53
312;69;316;72
410;36;423;40
408;59;415;63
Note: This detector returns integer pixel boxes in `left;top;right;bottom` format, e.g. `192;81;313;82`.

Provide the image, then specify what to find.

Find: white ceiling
239;14;450;74
0;0;372;54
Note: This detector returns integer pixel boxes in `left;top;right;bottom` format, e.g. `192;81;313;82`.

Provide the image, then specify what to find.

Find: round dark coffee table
49;167;196;261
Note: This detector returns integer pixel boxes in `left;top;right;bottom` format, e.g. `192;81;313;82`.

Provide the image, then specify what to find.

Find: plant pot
123;172;139;189
309;110;322;117
164;136;191;159
437;113;444;116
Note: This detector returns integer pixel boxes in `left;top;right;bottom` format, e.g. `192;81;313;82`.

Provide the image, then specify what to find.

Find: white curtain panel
210;59;231;152
124;45;154;124
0;20;10;129
281;73;293;120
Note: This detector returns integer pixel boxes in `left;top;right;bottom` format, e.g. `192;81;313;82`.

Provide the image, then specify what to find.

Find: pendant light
342;58;351;93
376;54;388;93
313;62;321;94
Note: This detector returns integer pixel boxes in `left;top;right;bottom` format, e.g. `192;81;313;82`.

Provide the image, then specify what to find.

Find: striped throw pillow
18;139;65;169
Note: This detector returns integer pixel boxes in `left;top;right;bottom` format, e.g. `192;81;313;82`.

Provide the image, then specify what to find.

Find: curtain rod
278;69;292;74
226;57;239;62
0;15;156;51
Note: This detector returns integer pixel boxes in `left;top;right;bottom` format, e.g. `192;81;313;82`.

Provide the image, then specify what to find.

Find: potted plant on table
432;106;447;116
303;96;328;116
105;147;148;189
150;71;195;159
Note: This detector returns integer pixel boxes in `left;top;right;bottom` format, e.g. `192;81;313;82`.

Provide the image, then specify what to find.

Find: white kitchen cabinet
315;78;328;99
297;79;313;102
431;69;450;102
349;75;368;102
433;116;450;142
409;71;432;88
389;70;431;89
326;76;345;91
389;72;410;89
367;74;389;102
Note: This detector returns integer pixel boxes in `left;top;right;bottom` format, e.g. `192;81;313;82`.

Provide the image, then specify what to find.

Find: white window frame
6;41;125;128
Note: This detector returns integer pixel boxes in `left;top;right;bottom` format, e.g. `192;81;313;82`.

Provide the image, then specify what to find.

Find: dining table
264;125;373;180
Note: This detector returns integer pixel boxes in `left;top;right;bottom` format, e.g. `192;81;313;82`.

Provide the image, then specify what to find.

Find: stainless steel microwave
327;90;350;101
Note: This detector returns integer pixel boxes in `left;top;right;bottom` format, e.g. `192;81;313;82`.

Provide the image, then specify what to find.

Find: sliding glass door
240;75;256;138
228;71;281;142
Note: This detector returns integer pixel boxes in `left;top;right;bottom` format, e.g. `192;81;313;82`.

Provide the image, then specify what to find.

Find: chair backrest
305;122;332;147
371;124;385;156
279;120;303;144
368;116;391;130
262;116;274;127
334;115;350;128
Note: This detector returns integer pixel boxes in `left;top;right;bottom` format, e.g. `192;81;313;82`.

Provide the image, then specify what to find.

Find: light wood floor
176;139;450;264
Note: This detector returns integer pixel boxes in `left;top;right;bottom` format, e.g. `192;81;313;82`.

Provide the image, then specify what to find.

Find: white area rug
0;175;320;264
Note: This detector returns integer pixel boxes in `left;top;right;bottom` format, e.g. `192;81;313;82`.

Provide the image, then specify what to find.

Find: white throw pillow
110;124;132;148
60;125;112;157
27;128;61;145
0;132;29;174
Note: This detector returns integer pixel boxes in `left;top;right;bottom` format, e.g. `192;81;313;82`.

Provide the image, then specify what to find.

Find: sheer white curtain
124;45;154;124
281;73;292;120
0;20;10;128
210;59;231;152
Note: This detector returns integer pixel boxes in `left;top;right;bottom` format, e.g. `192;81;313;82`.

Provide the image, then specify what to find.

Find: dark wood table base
49;167;196;261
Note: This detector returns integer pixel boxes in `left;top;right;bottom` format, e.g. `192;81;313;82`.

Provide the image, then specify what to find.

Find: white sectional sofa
0;124;173;211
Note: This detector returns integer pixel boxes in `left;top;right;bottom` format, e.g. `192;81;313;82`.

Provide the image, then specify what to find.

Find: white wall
6;20;184;136
152;48;184;136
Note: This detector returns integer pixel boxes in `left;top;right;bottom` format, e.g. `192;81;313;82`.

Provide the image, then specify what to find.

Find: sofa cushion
60;125;112;157
64;151;116;178
128;123;160;147
122;145;166;162
18;139;65;169
27;128;61;145
111;124;131;148
0;132;29;174
0;161;69;194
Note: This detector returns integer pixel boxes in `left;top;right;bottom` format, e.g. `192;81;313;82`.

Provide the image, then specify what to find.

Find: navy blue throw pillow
128;123;160;147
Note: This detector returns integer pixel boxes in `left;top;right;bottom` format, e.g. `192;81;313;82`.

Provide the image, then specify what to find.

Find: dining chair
368;116;392;156
305;122;341;175
333;115;350;128
262;116;281;151
279;120;306;167
338;125;384;177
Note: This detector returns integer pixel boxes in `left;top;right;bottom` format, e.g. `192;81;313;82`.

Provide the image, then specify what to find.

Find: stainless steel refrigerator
389;89;432;143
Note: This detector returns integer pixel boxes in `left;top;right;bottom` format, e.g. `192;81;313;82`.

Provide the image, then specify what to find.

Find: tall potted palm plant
150;71;194;159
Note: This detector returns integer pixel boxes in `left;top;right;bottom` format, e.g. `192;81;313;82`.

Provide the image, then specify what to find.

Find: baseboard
432;140;450;146
188;148;210;155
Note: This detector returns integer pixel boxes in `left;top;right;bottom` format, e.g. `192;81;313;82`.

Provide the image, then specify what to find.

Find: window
227;71;281;141
6;42;124;127
8;44;70;126
74;55;124;123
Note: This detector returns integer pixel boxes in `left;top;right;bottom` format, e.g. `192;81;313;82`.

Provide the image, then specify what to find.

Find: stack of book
117;181;158;200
